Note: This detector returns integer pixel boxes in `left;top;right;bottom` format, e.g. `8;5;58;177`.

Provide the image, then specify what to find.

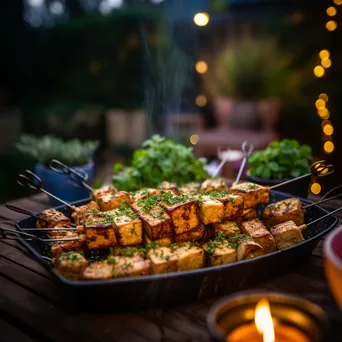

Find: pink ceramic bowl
323;225;342;310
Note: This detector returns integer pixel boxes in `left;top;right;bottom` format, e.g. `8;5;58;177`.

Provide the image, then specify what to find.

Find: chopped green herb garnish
107;257;116;264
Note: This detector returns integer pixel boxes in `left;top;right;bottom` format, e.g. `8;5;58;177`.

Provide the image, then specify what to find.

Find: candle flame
254;298;275;342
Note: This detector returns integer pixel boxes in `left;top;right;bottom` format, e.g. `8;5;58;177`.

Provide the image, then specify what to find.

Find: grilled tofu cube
262;198;304;229
230;182;270;209
108;207;142;246
37;209;70;228
51;232;85;258
209;193;244;220
241;219;276;254
212;221;240;238
197;195;224;225
200;178;229;194
160;181;180;195
54;252;88;280
132;200;173;240
179;182;200;195
92;185;116;203
159;193;200;235
270;220;304;250
172;243;205;271
72;201;99;225
237;207;258;225
84;214;117;249
147;247;178;274
174;223;206;243
130;188;162;203
112;255;151;278
83;259;115;280
97;191;131;211
144;233;173;247
204;241;237;266
237;238;264;260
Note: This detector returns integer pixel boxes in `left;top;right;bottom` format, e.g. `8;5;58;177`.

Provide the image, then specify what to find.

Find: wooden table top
0;193;341;342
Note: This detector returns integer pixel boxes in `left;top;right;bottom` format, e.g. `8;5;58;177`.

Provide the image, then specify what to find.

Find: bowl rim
323;224;342;270
206;290;328;341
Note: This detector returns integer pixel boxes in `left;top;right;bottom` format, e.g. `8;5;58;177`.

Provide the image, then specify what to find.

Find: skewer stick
0;227;82;242
49;159;94;192
16;170;74;209
212;146;230;178
269;160;335;190
5;204;50;224
302;192;342;209
235;141;254;184
299;205;342;231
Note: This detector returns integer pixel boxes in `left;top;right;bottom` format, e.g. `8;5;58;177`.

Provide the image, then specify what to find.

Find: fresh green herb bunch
248;139;312;180
112;135;209;191
16;134;99;167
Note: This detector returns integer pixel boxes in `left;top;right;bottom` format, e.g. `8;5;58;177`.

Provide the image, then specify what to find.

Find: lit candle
226;298;311;342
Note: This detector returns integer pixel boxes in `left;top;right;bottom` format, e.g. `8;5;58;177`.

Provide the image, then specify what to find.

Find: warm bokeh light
255;298;275;342
326;20;337;31
321;58;332;68
319;50;330;59
195;60;208;74
190;134;200;145
315;99;326;110
317;108;330;119
327;6;337;16
321;119;331;127
315;163;329;175
193;12;210;27
313;66;325;78
324;141;335;153
196;95;207;107
319;93;329;102
311;183;322;195
333;0;342;5
323;124;334;136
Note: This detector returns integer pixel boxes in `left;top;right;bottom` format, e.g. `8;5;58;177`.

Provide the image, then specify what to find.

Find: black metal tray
16;191;339;311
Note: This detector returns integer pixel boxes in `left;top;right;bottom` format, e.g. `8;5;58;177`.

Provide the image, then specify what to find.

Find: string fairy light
311;2;338;194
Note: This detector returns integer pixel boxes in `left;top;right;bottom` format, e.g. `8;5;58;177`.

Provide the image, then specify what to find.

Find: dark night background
0;0;341;202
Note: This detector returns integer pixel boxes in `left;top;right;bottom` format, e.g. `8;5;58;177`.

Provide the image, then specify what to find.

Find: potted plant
16;135;99;204
247;139;312;198
203;34;300;131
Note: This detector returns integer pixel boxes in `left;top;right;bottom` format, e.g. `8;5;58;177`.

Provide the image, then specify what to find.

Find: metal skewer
269;160;335;190
49;159;94;192
302;192;342;209
16;170;74;209
5;203;50;224
0;227;82;242
299;205;342;231
212;146;230;178
235;141;254;184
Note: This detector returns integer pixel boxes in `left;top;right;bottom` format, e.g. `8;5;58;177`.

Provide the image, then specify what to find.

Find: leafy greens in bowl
247;139;312;180
112;135;209;191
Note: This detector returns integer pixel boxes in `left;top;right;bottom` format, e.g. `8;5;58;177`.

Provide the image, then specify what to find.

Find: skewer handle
270;173;310;190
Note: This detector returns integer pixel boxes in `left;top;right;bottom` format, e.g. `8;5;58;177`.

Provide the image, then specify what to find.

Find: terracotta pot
324;225;342;310
212;97;279;131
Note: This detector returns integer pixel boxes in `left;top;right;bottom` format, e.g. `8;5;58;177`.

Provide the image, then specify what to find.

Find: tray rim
15;190;340;287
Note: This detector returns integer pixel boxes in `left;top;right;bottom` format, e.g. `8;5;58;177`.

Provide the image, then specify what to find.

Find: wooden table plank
0;193;341;342
0;318;37;342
